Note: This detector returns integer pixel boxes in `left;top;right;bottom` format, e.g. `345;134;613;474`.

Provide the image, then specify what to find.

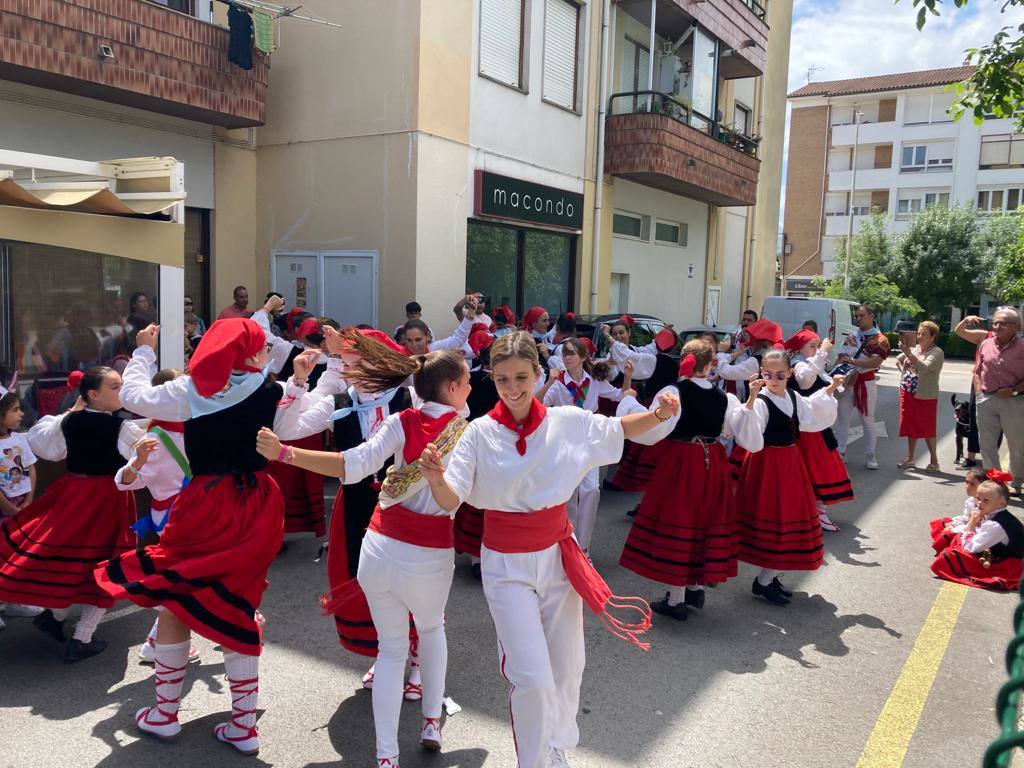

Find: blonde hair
490;331;542;374
918;320;939;339
681;338;715;373
978;479;1011;504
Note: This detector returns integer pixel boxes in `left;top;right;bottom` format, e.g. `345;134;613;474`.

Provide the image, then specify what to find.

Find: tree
891;204;985;317
982;212;1024;302
904;0;1024;129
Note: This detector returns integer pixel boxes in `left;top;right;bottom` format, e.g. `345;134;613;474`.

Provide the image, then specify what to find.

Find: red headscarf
285;307;305;336
744;319;783;346
189;318;266;397
521;306;547;331
469;330;494;355
678;354;697;378
784;329;819;353
470;322;490;336
295;318;320;341
654;328;677;352
492;305;516;328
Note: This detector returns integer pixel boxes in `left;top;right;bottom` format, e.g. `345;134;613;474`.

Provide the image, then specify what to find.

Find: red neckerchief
398;408;458;464
488;398;546;455
149;419;185;433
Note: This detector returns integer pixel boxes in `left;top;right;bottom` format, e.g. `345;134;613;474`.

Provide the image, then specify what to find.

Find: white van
761;297;859;364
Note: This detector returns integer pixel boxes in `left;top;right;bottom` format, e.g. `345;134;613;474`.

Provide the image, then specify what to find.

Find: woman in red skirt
785;330;853;532
0;368;141;662
95;319;339;755
617;339;742;620
732;350;845;605
896;320;945;472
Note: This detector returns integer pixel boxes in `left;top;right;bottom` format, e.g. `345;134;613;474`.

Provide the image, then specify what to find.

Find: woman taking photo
896;320;945;471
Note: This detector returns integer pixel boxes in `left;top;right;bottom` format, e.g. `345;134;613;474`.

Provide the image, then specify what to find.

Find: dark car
573;313;674;354
676;325;731;345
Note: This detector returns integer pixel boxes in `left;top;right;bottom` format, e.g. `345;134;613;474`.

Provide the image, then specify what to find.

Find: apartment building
783;65;1024;292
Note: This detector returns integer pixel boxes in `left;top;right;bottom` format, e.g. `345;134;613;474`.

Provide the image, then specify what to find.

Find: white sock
816;501;828;515
153;641;190;721
223;650;260;735
72;605;106;642
756;569;779;587
145;617;159;646
688;585;704;592
50;607;70;622
666;586;686;606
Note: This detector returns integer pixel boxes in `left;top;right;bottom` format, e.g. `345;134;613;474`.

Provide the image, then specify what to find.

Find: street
0;359;1014;768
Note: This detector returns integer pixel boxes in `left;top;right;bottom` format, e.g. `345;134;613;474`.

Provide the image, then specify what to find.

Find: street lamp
844;108;863;293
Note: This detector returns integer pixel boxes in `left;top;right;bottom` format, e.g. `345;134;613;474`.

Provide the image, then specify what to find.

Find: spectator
395;301;431;339
126;292;155;349
896;321;945;471
802;319;818;333
217;286;252;320
833;304;890;470
954;315;995;467
741;309;758;327
974;307;1024;494
184;295;206;337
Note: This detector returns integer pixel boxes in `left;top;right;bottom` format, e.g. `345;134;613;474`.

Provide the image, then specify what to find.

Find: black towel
228;5;254;70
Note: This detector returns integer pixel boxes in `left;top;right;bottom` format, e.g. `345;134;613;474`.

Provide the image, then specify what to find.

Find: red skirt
0;475;135;609
797;430;853;506
930;517;956;554
95;471;283;656
735;445;824;571
610;440;664;492
453;503;484;558
620;441;737;586
729;444;748;484
266;433;326;536
899;391;938;439
930;545;1022;591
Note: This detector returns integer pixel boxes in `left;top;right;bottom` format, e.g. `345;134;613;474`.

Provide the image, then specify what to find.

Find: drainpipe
646;0;657;110
590;0;614;311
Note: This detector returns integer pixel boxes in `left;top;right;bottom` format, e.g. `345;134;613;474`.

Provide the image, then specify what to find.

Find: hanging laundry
253;10;277;54
228;4;254;70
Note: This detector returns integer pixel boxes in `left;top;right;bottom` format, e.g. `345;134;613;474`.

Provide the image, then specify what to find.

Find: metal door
322;251;378;328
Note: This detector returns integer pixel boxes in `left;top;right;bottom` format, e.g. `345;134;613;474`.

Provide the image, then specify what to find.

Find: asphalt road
0;359;1015;768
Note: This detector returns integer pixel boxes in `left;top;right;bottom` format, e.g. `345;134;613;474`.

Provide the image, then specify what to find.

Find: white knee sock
666;586;686;606
72;605;106;642
223;650;260;736
153;641;190;721
756;568;780;587
688;584;704;592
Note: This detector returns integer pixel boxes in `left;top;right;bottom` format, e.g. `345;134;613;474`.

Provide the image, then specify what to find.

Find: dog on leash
951;394;971;465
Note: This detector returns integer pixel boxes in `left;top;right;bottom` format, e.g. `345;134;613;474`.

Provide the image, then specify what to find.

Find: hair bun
418;355;427;371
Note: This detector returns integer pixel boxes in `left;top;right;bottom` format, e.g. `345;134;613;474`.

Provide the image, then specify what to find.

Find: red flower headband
987;469;1015;486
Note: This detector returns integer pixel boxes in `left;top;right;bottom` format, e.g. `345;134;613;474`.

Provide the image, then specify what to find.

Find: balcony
831;121;897;148
605;92;760;207
828;167;893;192
0;0;269;128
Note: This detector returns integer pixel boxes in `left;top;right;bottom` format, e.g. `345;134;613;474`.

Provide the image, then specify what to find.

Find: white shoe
139;643;200;664
548;747;570;767
404;666;422;701
818;511;840;532
135;706;182;740
3;603;43;618
214;722;260;756
420;717;442;751
362;664;375;690
378;758;400;768
865;454;879;470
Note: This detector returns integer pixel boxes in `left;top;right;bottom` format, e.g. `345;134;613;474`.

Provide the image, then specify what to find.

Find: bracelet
277;445;295;464
653;407;670;422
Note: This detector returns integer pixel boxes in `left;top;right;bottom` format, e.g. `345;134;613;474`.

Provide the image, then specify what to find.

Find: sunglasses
760;370;789;381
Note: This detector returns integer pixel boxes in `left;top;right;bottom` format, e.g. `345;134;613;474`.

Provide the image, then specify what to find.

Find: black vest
788;367;829;397
647;353;682;396
467;369;499;421
185;381;282;475
991;509;1024;561
62;411;126;475
668;380;727;441
760;391;800;447
332;389;410;452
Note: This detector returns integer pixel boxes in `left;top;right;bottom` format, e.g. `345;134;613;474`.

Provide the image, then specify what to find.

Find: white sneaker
3;603;43;618
818;511;840;532
548;747;570;767
214;722;260;756
865;454;879;470
135;706;182;740
420;717;442;751
139;643;200;664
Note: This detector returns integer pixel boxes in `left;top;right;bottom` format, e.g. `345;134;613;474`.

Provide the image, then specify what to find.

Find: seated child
930;467;986;554
930;471;1024;591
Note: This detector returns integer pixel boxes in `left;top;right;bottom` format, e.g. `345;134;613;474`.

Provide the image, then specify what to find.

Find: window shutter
621;39;637;100
480;0;523;88
636;42;650;92
903;94;930;124
542;0;579;110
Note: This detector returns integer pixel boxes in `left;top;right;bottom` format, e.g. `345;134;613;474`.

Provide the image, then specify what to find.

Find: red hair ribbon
580;338;597;357
987;469;1015;486
677;354;697;379
564;311;576;322
66;370;84;393
618;314;635;326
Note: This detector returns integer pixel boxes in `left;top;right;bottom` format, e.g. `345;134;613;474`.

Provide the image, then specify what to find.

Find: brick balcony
0;0;268;127
605;113;760;207
679;0;768;79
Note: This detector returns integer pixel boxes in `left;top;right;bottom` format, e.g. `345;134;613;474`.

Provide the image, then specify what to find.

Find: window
980;134;1024;170
620;38;650;111
542;0;581;111
975;188;1024;212
480;0;525;89
896;197;922;218
904;94;931;125
901;145;927;171
655;220;688;246
734;103;752;135
612;211;648;239
149;0;196;14
924;192;950;208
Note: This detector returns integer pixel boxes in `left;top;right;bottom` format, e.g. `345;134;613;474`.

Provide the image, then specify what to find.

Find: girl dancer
0;368;142;662
419;331;678;768
95;320;338;755
257;335;472;768
930;466;987;554
520;306;552;363
784;330;852;533
732;350;844;605
543;338;632;554
617;339;742;620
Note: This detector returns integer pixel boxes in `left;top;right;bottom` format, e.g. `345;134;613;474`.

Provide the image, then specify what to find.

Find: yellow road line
856;582;970;768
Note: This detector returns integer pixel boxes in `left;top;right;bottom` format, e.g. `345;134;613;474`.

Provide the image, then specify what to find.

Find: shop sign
474;171;583;230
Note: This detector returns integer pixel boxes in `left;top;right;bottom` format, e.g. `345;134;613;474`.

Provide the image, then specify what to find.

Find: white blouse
715;351;759;382
444;406;624;512
963;511;1012;554
428;315;474;353
120;346;338;441
616;378;743;446
28;410;144;463
114;426;187;501
793;348;830;391
543;371;624;413
609;340;657;381
730;388;839;453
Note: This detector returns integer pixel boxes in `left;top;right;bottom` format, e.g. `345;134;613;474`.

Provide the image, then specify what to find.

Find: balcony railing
608;91;760;158
741;0;767;19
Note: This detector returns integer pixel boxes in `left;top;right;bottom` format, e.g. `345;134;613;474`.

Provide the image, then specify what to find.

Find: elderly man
975;307;1024;493
833;304;890;470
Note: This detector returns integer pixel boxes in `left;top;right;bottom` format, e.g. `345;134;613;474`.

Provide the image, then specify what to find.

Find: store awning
0;178;182;216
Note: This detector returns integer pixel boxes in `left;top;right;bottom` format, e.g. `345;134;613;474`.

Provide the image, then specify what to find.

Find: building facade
783;65;1024;292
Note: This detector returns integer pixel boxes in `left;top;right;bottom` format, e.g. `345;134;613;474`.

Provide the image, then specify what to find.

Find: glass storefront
466;220;575;318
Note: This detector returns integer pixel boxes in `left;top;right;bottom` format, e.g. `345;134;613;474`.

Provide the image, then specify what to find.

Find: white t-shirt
0;432;36;498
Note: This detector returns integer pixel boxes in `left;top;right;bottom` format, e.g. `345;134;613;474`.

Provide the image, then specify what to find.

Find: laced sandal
378;758;400;768
214;676;260;755
362;665;375;690
420;717;442;751
896;459;916;469
403;680;423;702
136;705;181;740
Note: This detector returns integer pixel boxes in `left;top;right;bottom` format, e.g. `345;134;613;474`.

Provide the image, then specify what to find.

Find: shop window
523;230;573;314
0;242;159;381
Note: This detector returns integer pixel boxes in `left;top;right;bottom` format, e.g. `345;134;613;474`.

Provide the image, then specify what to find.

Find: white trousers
357;530;454;760
977;395;1024;484
834;379;878;456
566;467;600;552
481;542;585;768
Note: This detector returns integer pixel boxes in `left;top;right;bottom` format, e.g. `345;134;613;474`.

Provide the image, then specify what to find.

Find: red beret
784;329;819;353
189;318;266;397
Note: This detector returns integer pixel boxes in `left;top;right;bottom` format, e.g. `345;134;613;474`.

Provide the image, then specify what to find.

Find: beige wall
781;103;829;280
212;138;259;314
579;0;607;313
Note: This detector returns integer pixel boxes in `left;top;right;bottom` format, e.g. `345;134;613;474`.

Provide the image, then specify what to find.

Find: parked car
676;325;731;345
760;296;859;364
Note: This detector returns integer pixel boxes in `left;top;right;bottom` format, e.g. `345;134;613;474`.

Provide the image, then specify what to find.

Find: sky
778;0;1024;228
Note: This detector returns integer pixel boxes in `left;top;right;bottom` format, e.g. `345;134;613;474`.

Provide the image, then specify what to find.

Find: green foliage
988;216;1024;301
902;0;1024;130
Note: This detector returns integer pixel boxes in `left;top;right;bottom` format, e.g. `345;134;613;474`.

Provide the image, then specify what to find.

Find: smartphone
894;319;917;333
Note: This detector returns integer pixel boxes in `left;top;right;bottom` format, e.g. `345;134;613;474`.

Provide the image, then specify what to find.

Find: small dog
951;394;971;465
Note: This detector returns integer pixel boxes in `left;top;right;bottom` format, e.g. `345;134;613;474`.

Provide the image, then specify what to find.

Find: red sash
150;494;177;513
149;419;185;433
368;503;454;549
483;504;652;650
